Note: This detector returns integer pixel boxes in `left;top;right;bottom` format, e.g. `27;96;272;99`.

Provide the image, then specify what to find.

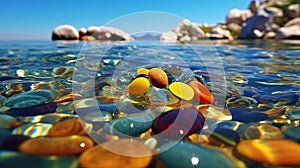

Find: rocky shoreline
52;0;300;42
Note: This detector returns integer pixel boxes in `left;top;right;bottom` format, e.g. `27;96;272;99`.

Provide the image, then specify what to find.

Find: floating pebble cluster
0;63;300;168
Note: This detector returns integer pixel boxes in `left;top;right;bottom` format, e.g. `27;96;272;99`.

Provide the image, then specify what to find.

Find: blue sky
0;0;251;40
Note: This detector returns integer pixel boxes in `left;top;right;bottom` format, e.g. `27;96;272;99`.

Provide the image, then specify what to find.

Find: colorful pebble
136;68;149;75
148;68;168;88
49;119;87;137
127;77;150;95
189;80;214;104
169;82;194;100
151;108;205;139
236;139;300;166
12;123;53;138
19;135;93;155
78;139;152;168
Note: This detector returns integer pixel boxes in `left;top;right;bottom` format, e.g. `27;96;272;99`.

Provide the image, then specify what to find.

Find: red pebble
189;80;214;104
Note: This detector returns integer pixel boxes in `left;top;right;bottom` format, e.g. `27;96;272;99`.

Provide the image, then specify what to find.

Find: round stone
159;141;239;168
148;68;168;88
12;123;53;138
151;108;205;139
243;123;285;139
19;135;94;155
169;82;194;101
127;77;150;95
3;89;59;109
236;139;300;166
189;80;214;104
281;124;300;142
136;68;149;75
78;139;152;168
49;119;87;137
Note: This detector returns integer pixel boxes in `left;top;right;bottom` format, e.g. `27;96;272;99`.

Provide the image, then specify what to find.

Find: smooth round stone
12;123;53;138
169;82;194;101
49;119;88;137
18;113;77;124
201;106;232;121
236;139;300;166
159;141;238;168
0;129;11;146
79;139;152;168
228;108;269;123
3;89;59;109
165;66;182;77
0;114;19;129
243;124;285;139
286;107;300;120
189;80;214;104
19;135;93;155
136;68;149;75
1;135;29;151
0;151;78;168
127;77;150;95
103;112;153;137
148;68;168;88
211;128;241;146
281;125;300;142
6;102;57;117
151;108;205;139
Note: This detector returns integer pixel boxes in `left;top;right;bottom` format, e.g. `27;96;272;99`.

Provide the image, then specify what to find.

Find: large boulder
226;9;252;26
160;31;178;42
284;17;300;27
276;26;300;39
209;27;233;40
86;26;132;41
238;7;283;39
287;4;300;19
52;25;79;40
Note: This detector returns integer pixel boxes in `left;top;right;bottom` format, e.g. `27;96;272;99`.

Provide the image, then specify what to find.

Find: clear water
0;40;299;96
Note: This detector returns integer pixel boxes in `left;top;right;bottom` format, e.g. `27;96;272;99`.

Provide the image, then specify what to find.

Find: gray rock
239;7;282;39
88;26;132;41
226;9;252;26
188;23;206;39
276;26;300;39
52;25;79;40
160;31;178;42
209;27;233;40
287;4;300;19
284;17;300;27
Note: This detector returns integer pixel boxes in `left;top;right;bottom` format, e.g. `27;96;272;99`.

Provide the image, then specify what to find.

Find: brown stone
79;139;152;168
19;135;94;155
236;139;300;166
49;119;87;137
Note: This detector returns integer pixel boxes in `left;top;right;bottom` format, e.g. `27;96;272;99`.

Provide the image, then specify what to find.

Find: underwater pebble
0;114;20;129
189;80;214;104
127;77;150;95
0;151;78;168
148;68;168;88
19;135;93;155
229;108;268;123
285;107;300;120
159;141;239;168
236;139;300;166
136;68;149;75
243;123;285;139
210;128;241;146
169;82;194;101
281;124;300;142
103;112;153;136
3;89;58;109
49;119;88;137
151;108;205;139
6;102;57;117
79;139;152;168
0;129;11;146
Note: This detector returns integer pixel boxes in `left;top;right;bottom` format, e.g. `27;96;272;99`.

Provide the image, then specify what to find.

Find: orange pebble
189;80;214;104
54;93;83;103
148;68;168;88
49;119;86;137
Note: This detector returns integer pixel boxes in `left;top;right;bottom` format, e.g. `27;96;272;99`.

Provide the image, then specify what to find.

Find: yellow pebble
127;77;150;95
137;68;149;75
169;82;194;100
